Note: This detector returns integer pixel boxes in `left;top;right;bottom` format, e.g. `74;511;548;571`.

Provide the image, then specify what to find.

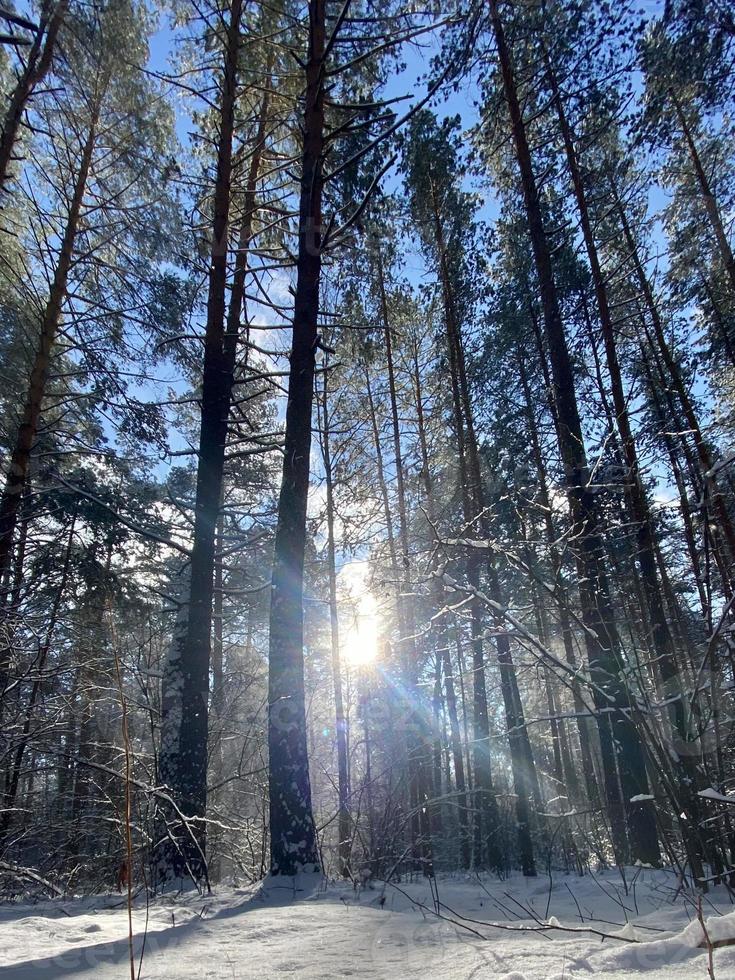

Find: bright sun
338;563;379;667
341;592;378;667
343;600;378;666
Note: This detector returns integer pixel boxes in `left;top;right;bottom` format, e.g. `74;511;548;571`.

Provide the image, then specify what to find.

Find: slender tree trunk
515;342;598;808
0;101;99;770
363;363;398;567
548;59;705;873
453;626;474;797
639;350;708;615
0;0;68;190
267;0;325;875
363;359;416;858
429;180;537;874
224;63;272;367
432;653;444;802
0;513;75;842
523;514;581;810
319;370;351;877
157;0;243;883
436;229;501;871
361;683;376;872
0;109;97;587
208;513;225;883
700;275;735;369
489;0;659;866
614;189;735;570
411;339;471;867
669;90;735;295
375;242;434;873
211;515;225;730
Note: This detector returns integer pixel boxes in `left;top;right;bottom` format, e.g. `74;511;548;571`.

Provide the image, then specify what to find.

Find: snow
0;869;734;978
698;786;735;804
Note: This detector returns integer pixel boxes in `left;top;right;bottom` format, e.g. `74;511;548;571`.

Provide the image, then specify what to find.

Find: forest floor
0;867;734;978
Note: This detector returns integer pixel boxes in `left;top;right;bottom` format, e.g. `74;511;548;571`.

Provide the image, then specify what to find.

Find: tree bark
0;0;68;190
547;57;704;875
363;363;398;568
434;220;502;871
488;0;659;866
429;179;537;874
267;0;325;875
157;0;243;883
375;241;434;873
411;337;471;867
515;341;597;809
669;90;735;296
614;188;735;571
318;368;351;877
0;101;98;668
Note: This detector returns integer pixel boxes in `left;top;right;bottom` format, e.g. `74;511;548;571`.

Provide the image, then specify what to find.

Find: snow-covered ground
0;868;734;978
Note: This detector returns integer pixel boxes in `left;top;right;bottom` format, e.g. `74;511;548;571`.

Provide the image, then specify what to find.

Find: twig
377;878;641;944
110;613;136;980
697;895;716;979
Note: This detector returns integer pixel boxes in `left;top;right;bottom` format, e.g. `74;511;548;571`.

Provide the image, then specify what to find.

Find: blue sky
135;2;702;521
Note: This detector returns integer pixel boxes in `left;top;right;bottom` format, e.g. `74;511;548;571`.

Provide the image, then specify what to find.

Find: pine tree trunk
0;513;74;843
515;342;598;809
548;60;705;874
376;243;434;873
0;0;68;190
157;0;243;884
436;227;502;871
208;513;225;883
700;275;735;369
0;109;97;587
639;351;708;615
224;65;272;366
363;363;398;567
411;340;471;867
430;181;537;874
488;0;659;866
669;90;735;295
453;626;474;796
432;652;444;805
615;190;735;571
319;370;351;877
267;0;325;876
